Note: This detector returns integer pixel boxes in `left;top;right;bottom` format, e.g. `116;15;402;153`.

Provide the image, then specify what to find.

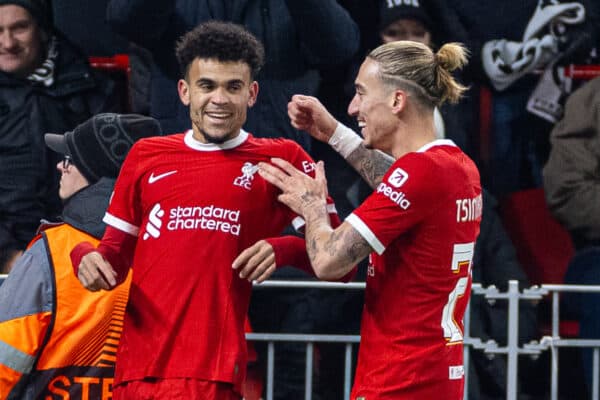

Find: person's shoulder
135;132;183;148
246;134;306;155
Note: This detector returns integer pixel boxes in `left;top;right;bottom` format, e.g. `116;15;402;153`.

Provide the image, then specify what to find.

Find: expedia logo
377;182;411;210
388;167;409;188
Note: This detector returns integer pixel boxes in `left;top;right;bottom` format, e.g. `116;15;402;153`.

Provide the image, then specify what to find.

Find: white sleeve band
328;123;363;158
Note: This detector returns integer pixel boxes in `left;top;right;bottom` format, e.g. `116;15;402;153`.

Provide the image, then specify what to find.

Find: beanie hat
379;0;433;32
0;0;51;30
44;113;162;183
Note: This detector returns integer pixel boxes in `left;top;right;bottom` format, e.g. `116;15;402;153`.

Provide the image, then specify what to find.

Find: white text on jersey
377;182;411;210
455;194;482;222
167;205;241;235
302;161;317;174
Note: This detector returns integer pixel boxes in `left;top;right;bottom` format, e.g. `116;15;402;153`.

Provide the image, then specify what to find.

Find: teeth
358;121;366;128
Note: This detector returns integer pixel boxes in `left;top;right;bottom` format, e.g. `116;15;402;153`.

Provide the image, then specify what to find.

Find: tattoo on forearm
347;145;394;189
344;228;371;265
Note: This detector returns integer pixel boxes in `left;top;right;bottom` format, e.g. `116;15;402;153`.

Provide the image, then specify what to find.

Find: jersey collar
417;139;457;153
184;129;249;151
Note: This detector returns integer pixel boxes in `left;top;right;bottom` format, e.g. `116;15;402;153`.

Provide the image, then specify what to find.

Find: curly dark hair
175;20;265;80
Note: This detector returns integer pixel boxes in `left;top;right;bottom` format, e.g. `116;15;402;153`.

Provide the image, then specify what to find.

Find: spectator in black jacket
104;0;360;152
0;0;120;273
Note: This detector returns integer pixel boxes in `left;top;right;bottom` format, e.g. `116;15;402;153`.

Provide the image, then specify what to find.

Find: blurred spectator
376;0;473;148
425;0;600;196
0;113;160;399
543;75;600;396
0;0;120;273
104;0;360;152
52;0;129;57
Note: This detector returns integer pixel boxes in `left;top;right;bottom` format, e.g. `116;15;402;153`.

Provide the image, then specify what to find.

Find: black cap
45;113;162;183
0;0;51;30
379;0;433;32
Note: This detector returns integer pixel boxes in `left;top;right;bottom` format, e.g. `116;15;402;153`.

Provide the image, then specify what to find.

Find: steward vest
6;224;131;400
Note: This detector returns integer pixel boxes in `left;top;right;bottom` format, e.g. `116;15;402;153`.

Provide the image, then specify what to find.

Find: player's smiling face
348;58;397;153
178;58;258;144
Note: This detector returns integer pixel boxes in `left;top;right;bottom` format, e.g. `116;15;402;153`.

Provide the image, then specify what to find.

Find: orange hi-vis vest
0;224;131;400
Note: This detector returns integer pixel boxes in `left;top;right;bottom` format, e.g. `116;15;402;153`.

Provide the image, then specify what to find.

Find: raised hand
258;158;328;218
288;95;338;143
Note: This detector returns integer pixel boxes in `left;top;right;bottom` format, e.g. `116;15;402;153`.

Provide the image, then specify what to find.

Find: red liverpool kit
346;140;482;400
103;130;337;394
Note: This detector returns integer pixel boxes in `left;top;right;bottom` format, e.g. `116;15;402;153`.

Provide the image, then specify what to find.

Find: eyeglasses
62;155;72;169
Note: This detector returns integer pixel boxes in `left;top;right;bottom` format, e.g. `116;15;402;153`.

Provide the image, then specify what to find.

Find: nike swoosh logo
148;170;177;184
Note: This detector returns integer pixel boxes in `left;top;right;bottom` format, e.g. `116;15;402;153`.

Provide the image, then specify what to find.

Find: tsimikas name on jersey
376;182;411;210
455;194;482;223
165;205;241;236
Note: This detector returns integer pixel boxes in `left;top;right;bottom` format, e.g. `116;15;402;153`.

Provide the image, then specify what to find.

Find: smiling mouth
205;112;231;120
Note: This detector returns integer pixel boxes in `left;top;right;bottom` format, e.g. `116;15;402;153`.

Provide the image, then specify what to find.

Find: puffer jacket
0;32;118;255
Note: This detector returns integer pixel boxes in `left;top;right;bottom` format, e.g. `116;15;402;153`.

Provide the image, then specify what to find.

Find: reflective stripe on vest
0;340;36;374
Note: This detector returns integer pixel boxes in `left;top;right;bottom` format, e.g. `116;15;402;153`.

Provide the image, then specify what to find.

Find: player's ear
391;89;407;114
178;79;191;106
247;81;259;108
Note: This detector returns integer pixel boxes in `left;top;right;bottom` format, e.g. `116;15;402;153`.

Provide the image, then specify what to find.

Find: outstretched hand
258;158;328;218
232;240;276;283
288;95;338;143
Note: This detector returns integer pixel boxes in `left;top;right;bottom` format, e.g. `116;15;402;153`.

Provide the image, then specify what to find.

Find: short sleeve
347;153;445;254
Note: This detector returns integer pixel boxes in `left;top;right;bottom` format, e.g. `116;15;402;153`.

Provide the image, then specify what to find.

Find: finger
315;161;329;198
315;160;327;186
96;262;117;287
258;162;289;189
232;244;259;270
246;249;275;282
78;263;96;289
269;157;304;178
252;262;276;284
239;242;272;279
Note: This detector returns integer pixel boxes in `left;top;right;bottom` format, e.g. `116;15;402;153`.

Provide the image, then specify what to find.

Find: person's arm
70;225;136;291
542;78;600;242
258;159;372;279
288;94;393;188
0;241;53;398
285;0;360;64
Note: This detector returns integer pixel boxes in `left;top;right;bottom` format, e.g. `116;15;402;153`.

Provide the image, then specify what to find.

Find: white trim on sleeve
103;213;140;236
345;213;385;255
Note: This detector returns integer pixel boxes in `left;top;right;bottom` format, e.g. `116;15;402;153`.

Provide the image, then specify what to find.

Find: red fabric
348;142;481;399
499;188;575;285
114;378;241;400
69;226;136;287
101;131;340;393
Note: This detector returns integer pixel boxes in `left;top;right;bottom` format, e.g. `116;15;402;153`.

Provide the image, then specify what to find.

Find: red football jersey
346;140;482;400
103;130;337;393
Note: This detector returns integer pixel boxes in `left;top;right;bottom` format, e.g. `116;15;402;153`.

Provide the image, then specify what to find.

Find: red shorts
114;378;242;400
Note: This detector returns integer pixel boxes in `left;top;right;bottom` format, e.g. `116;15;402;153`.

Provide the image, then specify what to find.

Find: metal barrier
249;280;600;400
3;274;600;400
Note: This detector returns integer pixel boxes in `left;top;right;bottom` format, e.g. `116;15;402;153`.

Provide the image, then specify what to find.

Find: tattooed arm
345;140;394;189
258;158;372;279
288;94;393;189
